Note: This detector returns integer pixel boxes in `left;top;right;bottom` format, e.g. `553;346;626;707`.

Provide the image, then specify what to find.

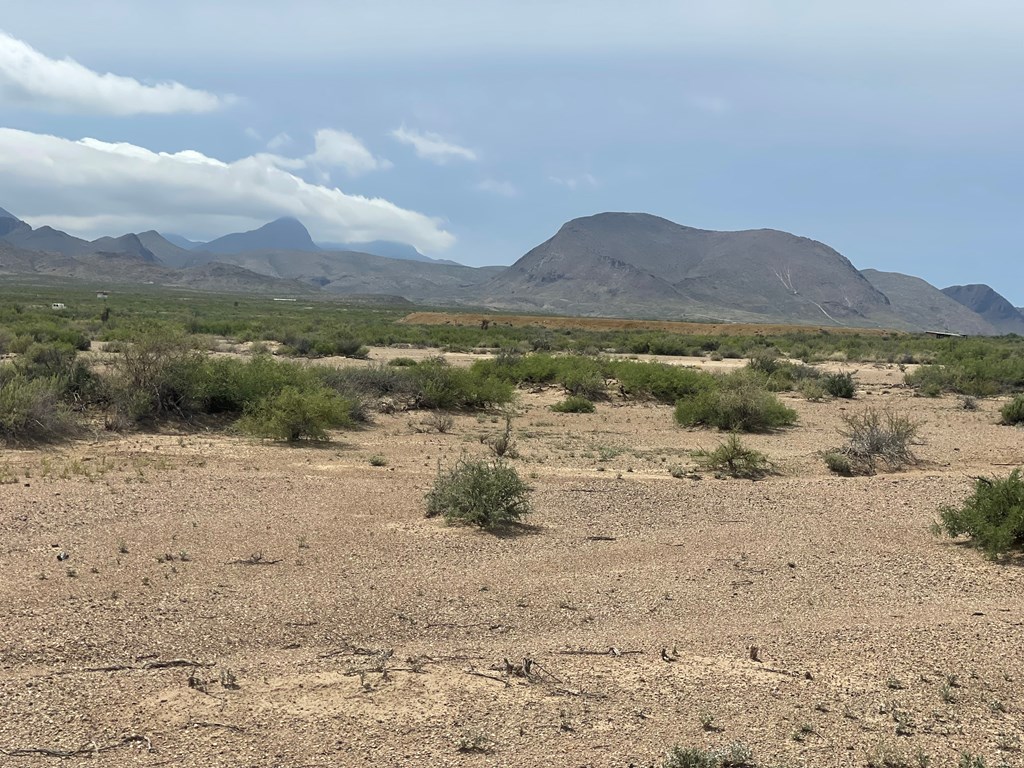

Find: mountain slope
941;284;1024;335
318;239;460;265
137;231;206;268
215;248;501;302
88;234;159;263
860;270;996;335
481;212;905;327
203;217;320;255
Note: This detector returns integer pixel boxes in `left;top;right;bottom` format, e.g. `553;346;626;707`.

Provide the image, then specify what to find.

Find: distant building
97;291;109;299
51;303;66;310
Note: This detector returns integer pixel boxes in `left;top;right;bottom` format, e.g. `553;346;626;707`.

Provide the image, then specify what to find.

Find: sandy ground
1;356;1023;767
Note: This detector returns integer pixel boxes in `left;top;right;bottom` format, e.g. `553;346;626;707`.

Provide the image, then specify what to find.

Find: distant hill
202;217;320;255
88;234;159;263
137;231;205;268
860;270;996;335
480;212;912;327
941;284;1024;335
162;233;204;250
215;248;502;303
318;239;460;265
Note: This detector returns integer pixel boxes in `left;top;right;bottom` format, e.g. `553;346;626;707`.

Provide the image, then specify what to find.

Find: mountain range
1;206;1021;335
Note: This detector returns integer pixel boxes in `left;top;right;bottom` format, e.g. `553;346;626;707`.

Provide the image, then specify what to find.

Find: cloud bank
391;127;477;164
0;29;224;114
0;128;454;252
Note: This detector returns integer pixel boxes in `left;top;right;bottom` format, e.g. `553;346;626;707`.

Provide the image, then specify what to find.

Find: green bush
823;451;853;476
693;433;775;479
424;458;531;529
1001;394;1024;425
609;360;714;403
675;374;797;432
239;386;354;442
0;374;76;444
938;469;1024;557
799;379;828;402
830;408;919;475
551;395;595;413
387;357;418;367
823;371;856;398
106;331;207;422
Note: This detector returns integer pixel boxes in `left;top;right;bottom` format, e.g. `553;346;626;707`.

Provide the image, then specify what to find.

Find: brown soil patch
1;360;1022;767
400;311;906;337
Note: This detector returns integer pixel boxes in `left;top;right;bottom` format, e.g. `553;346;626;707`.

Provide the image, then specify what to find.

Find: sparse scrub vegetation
662;742;755;768
551;395;595;413
825;408;919;475
675;372;797;432
692;433;775;479
1000;395;1024;425
425;457;531;529
937;469;1024;557
823;370;856;398
238;386;354;442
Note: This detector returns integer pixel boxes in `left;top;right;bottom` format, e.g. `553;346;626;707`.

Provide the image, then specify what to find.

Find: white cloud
390;126;477;164
0;29;225;114
475;179;517;197
266;132;293;151
0;127;454;252
309;129;391;176
548;173;598;191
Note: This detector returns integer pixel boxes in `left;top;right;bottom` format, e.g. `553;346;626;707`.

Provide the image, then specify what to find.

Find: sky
0;1;1022;303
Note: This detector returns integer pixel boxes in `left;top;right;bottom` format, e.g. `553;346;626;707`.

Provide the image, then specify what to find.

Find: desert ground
1;351;1022;767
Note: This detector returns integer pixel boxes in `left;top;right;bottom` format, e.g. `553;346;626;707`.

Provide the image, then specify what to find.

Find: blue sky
1;1;1021;303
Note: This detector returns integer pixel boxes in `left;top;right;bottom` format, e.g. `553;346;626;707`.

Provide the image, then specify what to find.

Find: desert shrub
829;408;919;475
558;357;606;399
203;355;312;414
424;457;531;529
551;395;595;413
610;360;714;403
800;379;828;402
663;742;755;768
1001;394;1024;425
106;331;207;422
411;357;513;410
387;357;418;367
937;469;1024;557
823;371;856;399
823;451;853;476
675;373;797;432
0;374;76;444
238;386;353;442
747;349;781;376
319;363;416;399
693;433;775;479
485;412;518;458
958;395;979;411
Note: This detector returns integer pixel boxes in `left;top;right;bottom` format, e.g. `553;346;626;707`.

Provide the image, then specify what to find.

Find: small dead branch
585;535;617;541
557;647;643;657
464;668;510;687
57;658;210;676
186;721;245;733
1;734;152;758
227;552;281;566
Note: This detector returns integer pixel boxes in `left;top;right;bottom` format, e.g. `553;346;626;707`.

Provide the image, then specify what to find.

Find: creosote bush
425;457;531;529
823;371;856;399
1001;394;1024;426
937;469;1024;557
675;373;797;432
0;373;76;444
238;386;354;442
551;395;595;413
826;407;919;475
693;433;775;479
